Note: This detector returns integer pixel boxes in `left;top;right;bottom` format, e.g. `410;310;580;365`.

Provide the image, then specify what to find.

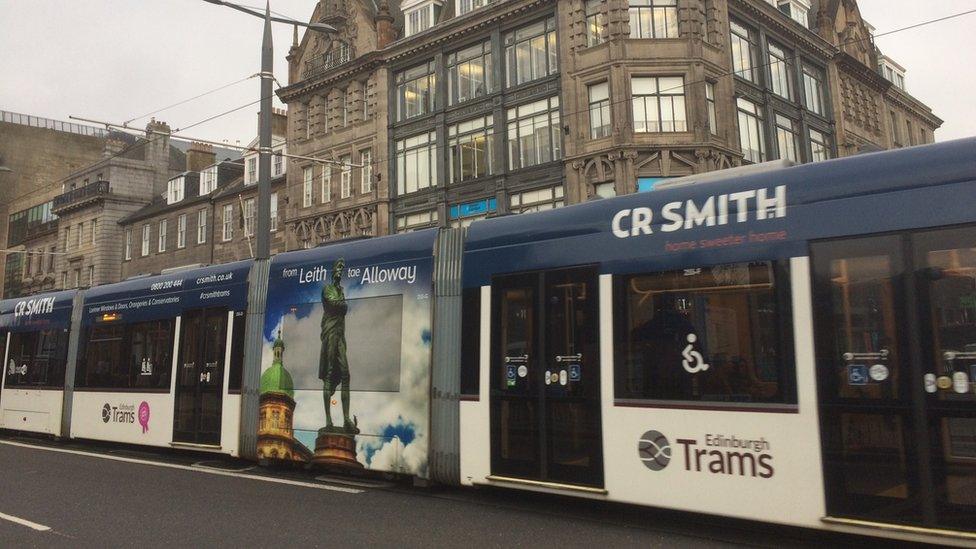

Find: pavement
0;433;925;548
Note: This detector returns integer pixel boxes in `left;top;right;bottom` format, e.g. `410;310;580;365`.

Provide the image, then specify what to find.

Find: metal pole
256;1;273;260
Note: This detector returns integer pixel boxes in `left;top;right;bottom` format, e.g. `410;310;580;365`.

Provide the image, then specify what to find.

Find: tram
0;137;974;545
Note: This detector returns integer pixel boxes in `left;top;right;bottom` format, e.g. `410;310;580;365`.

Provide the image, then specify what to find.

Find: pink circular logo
138;401;150;433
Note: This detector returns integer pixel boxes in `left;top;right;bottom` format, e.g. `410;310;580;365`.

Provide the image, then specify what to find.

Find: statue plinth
312;428;363;469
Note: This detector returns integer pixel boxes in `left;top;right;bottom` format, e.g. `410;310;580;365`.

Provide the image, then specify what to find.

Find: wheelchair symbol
681;334;710;374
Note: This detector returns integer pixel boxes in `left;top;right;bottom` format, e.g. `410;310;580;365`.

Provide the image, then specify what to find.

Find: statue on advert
319;258;358;434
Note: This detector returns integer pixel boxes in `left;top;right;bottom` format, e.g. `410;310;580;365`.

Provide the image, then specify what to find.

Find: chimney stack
272;108;288;138
186;142;216;172
375;0;396;49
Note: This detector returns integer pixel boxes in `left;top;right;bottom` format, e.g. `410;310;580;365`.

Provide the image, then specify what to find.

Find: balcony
52;180;110;213
302;44;353;79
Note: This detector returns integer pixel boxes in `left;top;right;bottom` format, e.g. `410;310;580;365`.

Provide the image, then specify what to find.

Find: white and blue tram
1;138;974;545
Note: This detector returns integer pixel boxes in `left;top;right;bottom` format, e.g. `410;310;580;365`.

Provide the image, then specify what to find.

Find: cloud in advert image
256;256;432;476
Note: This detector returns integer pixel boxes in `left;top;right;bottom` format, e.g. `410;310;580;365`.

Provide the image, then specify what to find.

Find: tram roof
466;137;976;253
270;228;438;269
81;260;253;323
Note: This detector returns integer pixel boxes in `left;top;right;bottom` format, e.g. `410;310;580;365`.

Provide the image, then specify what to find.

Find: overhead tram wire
122;74;258;127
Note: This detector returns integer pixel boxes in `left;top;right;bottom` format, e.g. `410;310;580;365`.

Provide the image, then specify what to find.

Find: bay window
632;76;687;133
589;82;611;139
629;0;678;39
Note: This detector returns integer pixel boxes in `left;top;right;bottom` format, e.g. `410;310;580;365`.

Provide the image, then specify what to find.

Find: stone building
277;0;941;241
46;120;187;290
0;112;109;297
119;158;244;278
813;0;941;155
278;1;393;247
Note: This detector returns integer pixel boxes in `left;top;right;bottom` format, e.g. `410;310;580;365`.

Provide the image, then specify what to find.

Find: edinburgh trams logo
638;429;775;479
101;403;136;425
638;430;672;471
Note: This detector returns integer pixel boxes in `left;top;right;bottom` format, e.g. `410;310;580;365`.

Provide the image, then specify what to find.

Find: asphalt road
0;434;920;548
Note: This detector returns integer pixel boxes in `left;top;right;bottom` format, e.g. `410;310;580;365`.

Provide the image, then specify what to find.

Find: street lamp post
203;0;334;259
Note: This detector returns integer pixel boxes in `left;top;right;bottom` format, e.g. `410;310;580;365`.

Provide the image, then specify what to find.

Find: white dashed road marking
0;511;51;532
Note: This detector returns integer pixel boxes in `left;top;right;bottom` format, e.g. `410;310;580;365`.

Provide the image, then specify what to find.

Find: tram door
813;227;976;533
490;266;603;488
173;308;227;445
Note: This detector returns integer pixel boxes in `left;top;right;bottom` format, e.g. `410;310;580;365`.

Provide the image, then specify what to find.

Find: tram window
77;320;174;390
614;261;796;404
460;287;481;397
228;310;246;393
4;329;68;388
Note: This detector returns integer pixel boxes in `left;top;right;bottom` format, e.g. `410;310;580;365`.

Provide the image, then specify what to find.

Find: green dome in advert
260;332;293;397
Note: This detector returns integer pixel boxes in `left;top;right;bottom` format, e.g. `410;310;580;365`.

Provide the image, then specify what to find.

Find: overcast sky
0;0;973;143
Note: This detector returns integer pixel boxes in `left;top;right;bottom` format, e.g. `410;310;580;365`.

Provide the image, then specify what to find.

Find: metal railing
52;180;111;210
1;110;108;137
302;44;353;79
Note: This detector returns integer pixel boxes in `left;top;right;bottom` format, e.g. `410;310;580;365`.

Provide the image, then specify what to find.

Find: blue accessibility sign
848;364;868;386
506;365;517;381
568;364;581;382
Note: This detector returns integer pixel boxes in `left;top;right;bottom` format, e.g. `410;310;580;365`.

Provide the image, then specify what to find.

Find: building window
457;0;491;15
405;1;441;37
273;153;283;176
730;21;757;83
890;111;901;147
91;218;97;245
629;0;678;39
906;119;915;146
87;265;95;287
507;97;561;171
61;272;67;289
396;210;439;233
321;166;332;203
448;41;493;106
589;82;611;139
362;86;370;119
341;91;349;127
774;114;799;162
586;0;607;47
270;193;278;232
396;131;438;195
632;76;687;133
48;246;56;272
449;115;493;183
176;214;186;249
706;82;718;135
125;228;132;260
65;225;71;252
767;42;793;100
167;176;185;204
246;157;257;185
340;155;352;199
360;150;372;194
24;250;32;277
141;224;150;257
505;18;558;88
449;198;497;228
778;0;810;27
243;198;255;237
509;185;565;214
810;128;830;162
73;268;81;288
802;66;824;116
222;204;234;241
737;97;766;163
201;166;218;194
77;222;84;248
158;219;167;252
303;166;314;208
613;260;796;405
396;61;436;121
197;209;208;244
